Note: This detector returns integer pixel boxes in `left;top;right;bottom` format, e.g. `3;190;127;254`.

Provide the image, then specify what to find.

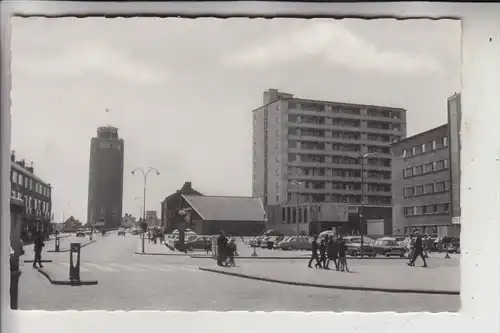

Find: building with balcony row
252;89;407;234
391;93;461;238
9;152;52;242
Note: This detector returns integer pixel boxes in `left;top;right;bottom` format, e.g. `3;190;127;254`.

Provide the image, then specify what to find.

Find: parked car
372;237;405;257
117;228;126;236
342;236;374;257
260;236;277;249
185;235;212;251
76;228;86;237
279;236;312;251
447;241;460;254
250;236;265;247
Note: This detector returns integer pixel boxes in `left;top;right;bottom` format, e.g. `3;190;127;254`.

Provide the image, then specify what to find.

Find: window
436;204;446;213
424;205;435;214
444;181;450;191
415;206;424;215
443;137;448;147
423;163;433;174
404;187;414;197
414;165;423;176
411;146;416;155
435;181;445;192
415;185;424;195
425;183;434;194
288;154;296;162
402;150;407;158
421;143;426;153
414;145;422;155
432;140;437;150
404;207;415;216
292;207;296;223
282;208;286;222
404;167;413;178
444;158;449;169
435;160;444;171
444;203;450;213
432;161;437;171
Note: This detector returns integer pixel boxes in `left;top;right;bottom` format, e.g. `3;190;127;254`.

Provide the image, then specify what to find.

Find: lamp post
289;180;304;236
131;167;160;254
355;152;378;256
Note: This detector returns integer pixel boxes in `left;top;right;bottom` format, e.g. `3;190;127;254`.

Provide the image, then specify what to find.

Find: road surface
18;232;460;312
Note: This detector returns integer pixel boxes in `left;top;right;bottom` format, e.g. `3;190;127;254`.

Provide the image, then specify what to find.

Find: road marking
84;262;119;272
60;262;90;272
108;263;147;272
133;263;173;272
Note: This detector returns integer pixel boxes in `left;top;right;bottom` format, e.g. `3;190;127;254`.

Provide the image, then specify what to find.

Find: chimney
10;150;15;162
184;181;192;189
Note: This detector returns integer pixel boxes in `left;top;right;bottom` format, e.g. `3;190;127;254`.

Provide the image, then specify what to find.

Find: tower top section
97;126;120;139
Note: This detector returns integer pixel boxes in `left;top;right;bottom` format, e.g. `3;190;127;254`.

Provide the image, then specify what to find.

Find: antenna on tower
105;108;111;127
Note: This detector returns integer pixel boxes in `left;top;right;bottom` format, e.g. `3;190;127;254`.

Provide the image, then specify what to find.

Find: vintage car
372;237;406;257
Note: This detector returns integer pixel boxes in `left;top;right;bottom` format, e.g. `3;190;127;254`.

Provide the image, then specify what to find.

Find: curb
134;252;188;256
198;267;460;296
37;268;98;286
47;240;97;253
191;255;411;260
24;259;53;263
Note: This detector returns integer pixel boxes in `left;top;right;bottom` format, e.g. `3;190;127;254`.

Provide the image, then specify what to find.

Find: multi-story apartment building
253;89;407;234
391;93;461;238
86;126;124;230
9;152;52;242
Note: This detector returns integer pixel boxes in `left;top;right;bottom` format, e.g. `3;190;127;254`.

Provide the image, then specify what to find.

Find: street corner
37;266;98;286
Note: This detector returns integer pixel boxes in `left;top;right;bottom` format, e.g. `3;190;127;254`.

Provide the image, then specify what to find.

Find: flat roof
391;123;447;147
252;92;406;113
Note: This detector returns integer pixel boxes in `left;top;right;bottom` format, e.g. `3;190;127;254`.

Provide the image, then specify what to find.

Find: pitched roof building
178;194;267;236
160;181;203;232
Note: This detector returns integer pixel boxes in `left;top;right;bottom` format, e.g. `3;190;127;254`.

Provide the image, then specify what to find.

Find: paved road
18;232;459;312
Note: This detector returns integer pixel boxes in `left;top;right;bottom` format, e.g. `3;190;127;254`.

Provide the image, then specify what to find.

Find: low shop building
177;194;267;236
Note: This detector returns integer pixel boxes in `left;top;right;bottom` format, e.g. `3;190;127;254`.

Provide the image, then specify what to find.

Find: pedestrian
408;230;428;267
337;236;348;272
326;235;338;270
205;237;212;256
32;233;45;269
217;230;228;266
308;235;322;268
319;238;327;269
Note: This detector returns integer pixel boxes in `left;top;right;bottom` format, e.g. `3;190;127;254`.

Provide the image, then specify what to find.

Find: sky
10;18;461;223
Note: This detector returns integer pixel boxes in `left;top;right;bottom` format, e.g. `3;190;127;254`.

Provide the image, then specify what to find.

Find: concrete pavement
18;232;460;312
199;258;460;295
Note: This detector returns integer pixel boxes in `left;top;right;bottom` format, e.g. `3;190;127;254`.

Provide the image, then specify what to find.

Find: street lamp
353;152;378;256
289;180;304;236
134;196;142;223
131;167;160;254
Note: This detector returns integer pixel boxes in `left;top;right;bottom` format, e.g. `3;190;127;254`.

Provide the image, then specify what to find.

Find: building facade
145;210;160;227
391;93;461;238
10;152;52;242
266;202;349;236
86;126;124;230
252;89;407;233
160;181;203;233
121;213;137;228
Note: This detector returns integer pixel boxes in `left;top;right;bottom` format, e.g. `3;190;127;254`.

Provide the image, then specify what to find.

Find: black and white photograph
8;17;463;313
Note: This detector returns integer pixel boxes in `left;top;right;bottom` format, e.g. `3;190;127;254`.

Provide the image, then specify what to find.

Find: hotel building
252;89;407;235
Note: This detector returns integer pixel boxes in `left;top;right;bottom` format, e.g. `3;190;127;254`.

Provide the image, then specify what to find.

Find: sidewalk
199;260;460;295
37;265;98;286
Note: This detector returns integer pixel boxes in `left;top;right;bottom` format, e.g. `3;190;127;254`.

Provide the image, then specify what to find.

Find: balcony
288;109;404;124
288;160;392;172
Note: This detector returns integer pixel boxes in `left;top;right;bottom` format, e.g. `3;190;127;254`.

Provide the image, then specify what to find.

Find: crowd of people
308;234;349;272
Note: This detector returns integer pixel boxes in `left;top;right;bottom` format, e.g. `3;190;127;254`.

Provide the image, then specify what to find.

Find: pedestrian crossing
57;262;199;274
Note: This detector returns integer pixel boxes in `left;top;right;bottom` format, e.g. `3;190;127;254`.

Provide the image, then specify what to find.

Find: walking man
308;235;322;268
217;230;228;266
408;230;428;267
33;233;45;269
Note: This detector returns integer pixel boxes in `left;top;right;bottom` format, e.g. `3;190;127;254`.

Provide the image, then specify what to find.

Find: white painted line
84;262;119;273
134;263;173;272
60;262;90;272
108;263;147;272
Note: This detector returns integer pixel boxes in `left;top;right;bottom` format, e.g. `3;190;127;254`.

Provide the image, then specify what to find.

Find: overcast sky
10;18;461;223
